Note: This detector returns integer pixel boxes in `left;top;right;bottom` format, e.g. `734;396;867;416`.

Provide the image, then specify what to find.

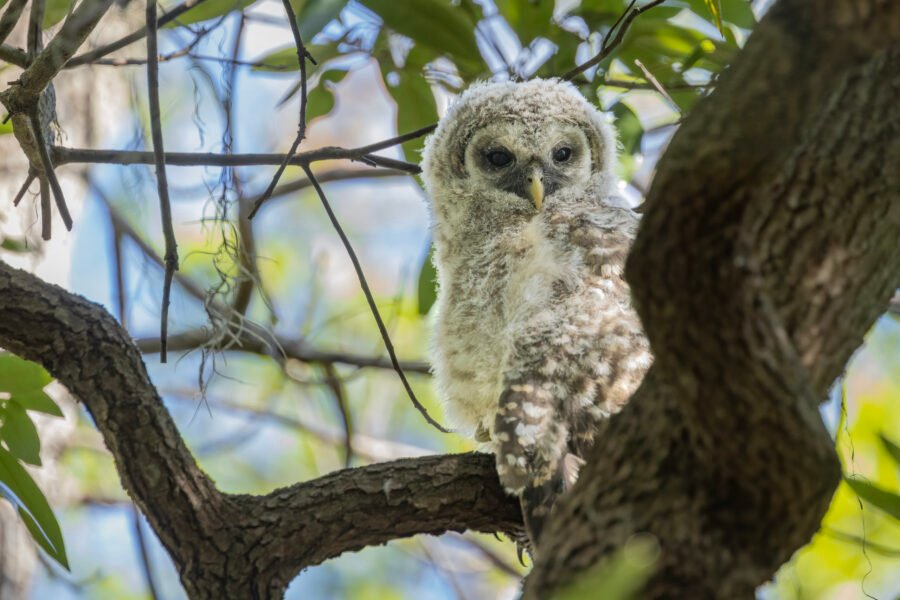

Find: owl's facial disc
466;122;592;211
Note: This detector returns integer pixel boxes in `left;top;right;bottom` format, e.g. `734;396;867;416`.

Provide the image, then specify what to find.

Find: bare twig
39;175;50;240
323;363;354;467
28;111;73;231
301;163;449;433
131;509;161;600
563;0;666;81
146;0;179;363
247;0;313;219
67;0;211;67
12;171;36;207
52;143;424;172
246;124;435;217
633;58;679;111
27;0;46;60
0;0;28;46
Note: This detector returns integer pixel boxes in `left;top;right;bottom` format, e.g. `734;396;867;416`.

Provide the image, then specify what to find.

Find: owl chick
421;78;651;549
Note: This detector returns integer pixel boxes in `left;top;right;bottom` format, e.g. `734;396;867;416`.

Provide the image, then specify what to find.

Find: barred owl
421;79;651;550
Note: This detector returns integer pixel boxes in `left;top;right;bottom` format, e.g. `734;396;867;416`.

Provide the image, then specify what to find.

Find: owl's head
422;79;617;223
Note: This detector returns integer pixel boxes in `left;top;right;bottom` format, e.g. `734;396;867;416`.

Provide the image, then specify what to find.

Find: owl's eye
553;146;573;162
486;150;514;167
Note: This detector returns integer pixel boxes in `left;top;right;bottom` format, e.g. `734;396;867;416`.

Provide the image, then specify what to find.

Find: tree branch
526;1;900;596
0;260;519;597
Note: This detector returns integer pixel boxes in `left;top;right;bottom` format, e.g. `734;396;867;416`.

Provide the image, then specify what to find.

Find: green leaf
417;247;437;315
292;0;346;40
612;102;643;156
0;446;68;569
0;118;12;136
845;477;900;521
684;0;755;30
703;0;724;35
12;390;63;418
1;237;29;253
42;0;71;28
496;0;554;44
305;69;348;121
167;0;257;27
0;354;51;395
252;42;342;72
0;401;42;466
386;70;438;162
879;433;900;465
359;0;482;69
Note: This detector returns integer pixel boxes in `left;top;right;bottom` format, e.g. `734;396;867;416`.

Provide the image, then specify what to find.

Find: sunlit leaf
880;433;900;465
167;0;257;27
292;0;346;40
1;237;29;253
703;0;724;35
42;0;71;28
684;0;755;30
845;477;900;521
0;354;52;395
417;247;437;315
0;446;68;569
0;119;12;136
385;70;438;161
0;401;42;466
359;0;482;69
12;390;63;418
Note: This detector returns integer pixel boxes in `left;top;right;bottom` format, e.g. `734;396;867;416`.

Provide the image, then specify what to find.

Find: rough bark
0;261;522;597
525;1;900;597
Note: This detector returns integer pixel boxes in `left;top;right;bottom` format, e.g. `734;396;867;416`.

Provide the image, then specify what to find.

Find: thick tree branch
526;1;900;597
0;260;519;598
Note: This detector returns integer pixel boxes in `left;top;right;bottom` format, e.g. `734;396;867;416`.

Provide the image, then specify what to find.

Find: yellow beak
529;170;544;211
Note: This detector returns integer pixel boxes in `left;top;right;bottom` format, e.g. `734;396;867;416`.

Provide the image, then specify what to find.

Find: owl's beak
528;169;544;211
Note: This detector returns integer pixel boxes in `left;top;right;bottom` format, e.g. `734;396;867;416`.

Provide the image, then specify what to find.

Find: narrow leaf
0;354;51;395
846;477;900;521
1;401;43;466
0;447;68;569
879;433;900;465
417;247;437;315
11;390;63;418
167;0;257;27
703;0;724;35
359;0;482;68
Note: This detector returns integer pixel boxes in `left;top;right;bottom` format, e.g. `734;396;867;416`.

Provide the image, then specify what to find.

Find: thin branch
301;164;449;433
633;58;679;111
28;110;73;231
563;0;666;81
39;175;50;240
0;0;28;46
146;0;179;363
323;363;354;467
247;124;435;217
52;144;423;173
27;0;46;60
131;509;161;600
12;171;36;207
4;0;116;105
66;0;211;67
247;0;312;219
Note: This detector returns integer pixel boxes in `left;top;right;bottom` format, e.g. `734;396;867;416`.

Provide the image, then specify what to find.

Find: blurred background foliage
0;0;898;598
